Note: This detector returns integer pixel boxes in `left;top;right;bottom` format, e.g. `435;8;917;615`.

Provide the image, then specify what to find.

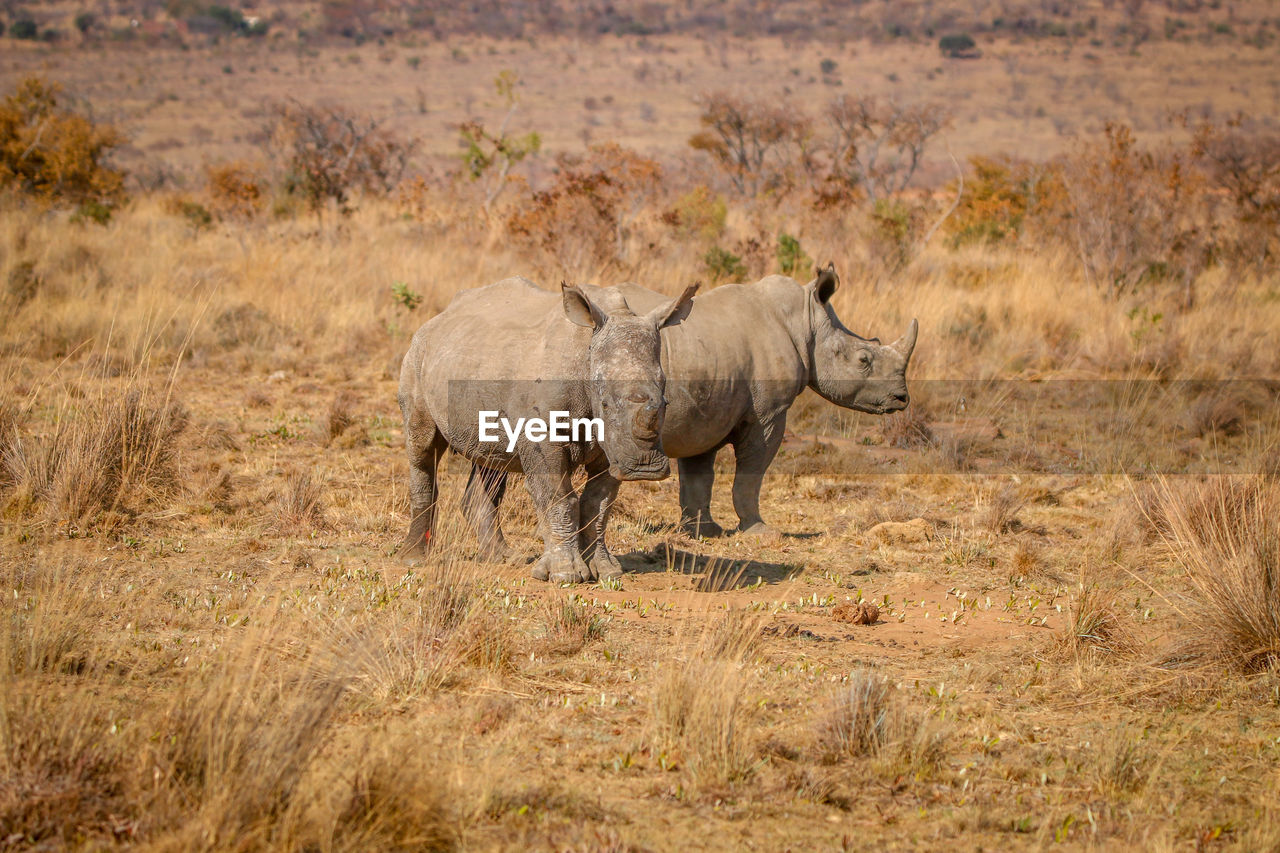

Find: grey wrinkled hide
397;276;697;583
467;265;916;551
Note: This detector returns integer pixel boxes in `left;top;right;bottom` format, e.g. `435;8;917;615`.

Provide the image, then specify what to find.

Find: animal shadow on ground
633;520;822;541
618;543;800;590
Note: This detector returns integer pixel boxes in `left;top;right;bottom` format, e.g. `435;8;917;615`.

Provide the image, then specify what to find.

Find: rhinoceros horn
892;319;919;360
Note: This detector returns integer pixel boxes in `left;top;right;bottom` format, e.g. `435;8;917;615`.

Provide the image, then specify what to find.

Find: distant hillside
4;0;1278;47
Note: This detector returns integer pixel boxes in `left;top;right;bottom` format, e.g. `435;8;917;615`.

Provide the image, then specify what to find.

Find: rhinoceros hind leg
678;450;724;538
462;463;510;563
398;411;446;558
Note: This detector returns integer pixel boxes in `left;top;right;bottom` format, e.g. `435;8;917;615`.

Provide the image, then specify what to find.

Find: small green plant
178;200;213;231
11;19;38;40
775;232;811;276
391;281;422;312
939;33;978;58
702;247;746;283
819;58;838;75
70;200;112;226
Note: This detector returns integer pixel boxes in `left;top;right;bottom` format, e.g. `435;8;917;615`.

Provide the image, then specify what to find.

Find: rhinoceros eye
857;352;872;370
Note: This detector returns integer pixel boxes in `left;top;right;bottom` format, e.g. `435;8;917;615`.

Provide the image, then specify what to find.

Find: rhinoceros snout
885;391;909;411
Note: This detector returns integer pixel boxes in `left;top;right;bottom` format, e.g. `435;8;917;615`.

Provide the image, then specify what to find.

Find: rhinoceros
397;276;698;583
464;265;916;552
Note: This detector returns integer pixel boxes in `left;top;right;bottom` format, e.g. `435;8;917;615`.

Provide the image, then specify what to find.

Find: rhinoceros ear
562;282;607;330
812;263;838;304
648;281;700;329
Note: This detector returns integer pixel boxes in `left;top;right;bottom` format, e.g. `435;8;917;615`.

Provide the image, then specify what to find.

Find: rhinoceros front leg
730;416;786;538
579;457;622;581
678;449;725;539
524;463;592;584
461;463;510;562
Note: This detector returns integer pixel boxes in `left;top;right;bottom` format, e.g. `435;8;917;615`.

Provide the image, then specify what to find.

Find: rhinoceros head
562;281;699;481
805;264;916;414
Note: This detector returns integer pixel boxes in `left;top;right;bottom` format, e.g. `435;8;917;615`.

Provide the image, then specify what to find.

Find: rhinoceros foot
475;539;511;564
682;516;725;540
533;548;593;584
588;548;623;581
737;521;781;543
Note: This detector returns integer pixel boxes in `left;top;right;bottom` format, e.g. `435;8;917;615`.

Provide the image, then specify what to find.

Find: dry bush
1154;476;1280;672
689;92;807;197
0;77;126;207
1189;114;1280;270
1061;122;1213;301
3;385;185;532
205;161;265;220
880;405;935;448
537;593;606;656
505;143;662;275
945;155;1066;247
814;669;893;761
275;470;327;533
270;101;411;213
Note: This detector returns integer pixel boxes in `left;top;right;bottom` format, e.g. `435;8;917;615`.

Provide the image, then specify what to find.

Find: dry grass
1154;476;1280;672
537;593;607;656
652;612;762;795
0;29;1278;847
814;669;893;761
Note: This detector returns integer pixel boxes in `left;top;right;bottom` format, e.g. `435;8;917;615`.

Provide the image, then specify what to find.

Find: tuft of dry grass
1154;476;1280;672
1;561;103;676
275;469;328;534
537;594;607;656
982;484;1025;534
814;669;892;761
880;406;935;449
1089;726;1150;799
325;390;360;445
1058;581;1131;661
334;560;507;700
147;629;347;849
321;737;459;851
652;612;762;793
3;383;185;533
0;685;131;847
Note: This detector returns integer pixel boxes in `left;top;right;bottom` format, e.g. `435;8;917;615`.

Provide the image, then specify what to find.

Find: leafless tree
824;96;949;204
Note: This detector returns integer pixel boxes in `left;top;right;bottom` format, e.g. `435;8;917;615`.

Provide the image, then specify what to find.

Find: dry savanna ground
3;18;1280;853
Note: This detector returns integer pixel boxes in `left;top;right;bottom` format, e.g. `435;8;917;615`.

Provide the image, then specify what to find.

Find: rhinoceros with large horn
396;276;697;583
463;264;915;560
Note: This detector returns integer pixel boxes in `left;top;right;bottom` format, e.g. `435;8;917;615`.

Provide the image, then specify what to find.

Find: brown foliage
0;77;125;205
1061;122;1214;300
1189;114;1280;270
689;91;808;197
270;101;411;213
506;143;662;274
206;161;266;220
